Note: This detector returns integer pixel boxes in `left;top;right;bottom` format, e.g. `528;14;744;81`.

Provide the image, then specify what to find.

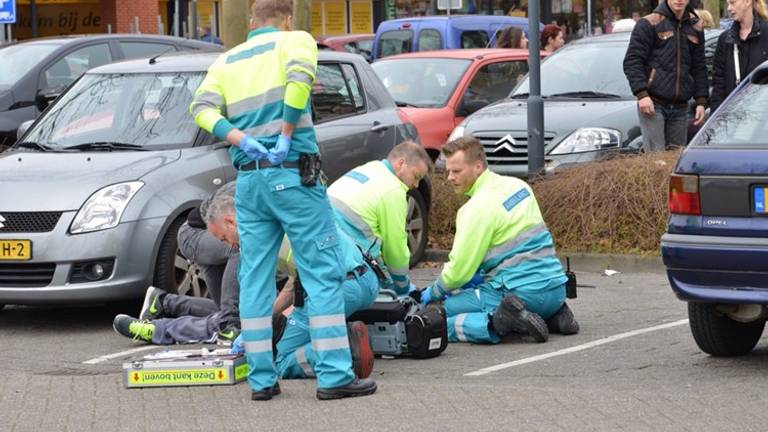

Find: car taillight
668;173;701;215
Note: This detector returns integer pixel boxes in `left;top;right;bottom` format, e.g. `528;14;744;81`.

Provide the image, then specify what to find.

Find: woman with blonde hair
710;0;768;111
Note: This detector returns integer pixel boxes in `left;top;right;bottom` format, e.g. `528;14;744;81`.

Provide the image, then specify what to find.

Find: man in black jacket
623;0;709;151
710;0;768;112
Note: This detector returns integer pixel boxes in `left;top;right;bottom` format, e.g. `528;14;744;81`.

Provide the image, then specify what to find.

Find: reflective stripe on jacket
328;160;411;291
190;26;319;167
438;170;566;295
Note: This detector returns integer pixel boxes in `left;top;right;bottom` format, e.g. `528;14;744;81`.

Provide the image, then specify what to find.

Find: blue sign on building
0;0;16;24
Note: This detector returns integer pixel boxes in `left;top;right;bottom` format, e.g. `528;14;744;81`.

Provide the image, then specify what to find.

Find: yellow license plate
0;240;32;260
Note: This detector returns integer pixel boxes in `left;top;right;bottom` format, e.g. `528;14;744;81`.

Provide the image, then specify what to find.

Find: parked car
317;34;374;62
0;34;222;152
0;50;426;306
661;61;768;357
372;15;542;61
372;48;544;159
450;30;722;178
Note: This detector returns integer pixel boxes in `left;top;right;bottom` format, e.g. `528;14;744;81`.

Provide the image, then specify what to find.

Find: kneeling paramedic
420;137;579;344
328;141;432;295
190;1;373;400
194;183;379;387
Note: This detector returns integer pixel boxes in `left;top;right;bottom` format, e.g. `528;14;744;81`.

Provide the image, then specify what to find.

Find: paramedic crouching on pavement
328;141;433;295
420;137;579;344
190;0;374;401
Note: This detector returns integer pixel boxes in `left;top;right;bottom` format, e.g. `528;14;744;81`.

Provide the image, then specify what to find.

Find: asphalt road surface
1;267;768;432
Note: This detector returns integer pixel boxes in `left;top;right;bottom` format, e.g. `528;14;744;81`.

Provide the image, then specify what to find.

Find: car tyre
153;216;185;295
407;189;428;267
688;302;765;356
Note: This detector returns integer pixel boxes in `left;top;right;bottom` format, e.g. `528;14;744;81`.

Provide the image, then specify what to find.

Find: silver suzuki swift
0;51;427;307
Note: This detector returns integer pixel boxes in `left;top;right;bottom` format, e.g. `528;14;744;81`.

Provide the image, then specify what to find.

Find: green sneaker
113;314;155;343
216;327;240;346
139;286;166;321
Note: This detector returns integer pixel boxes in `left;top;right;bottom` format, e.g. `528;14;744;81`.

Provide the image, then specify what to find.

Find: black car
0;34;221;151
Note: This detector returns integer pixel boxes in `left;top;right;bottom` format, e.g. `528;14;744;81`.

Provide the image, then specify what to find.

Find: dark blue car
662;61;768;357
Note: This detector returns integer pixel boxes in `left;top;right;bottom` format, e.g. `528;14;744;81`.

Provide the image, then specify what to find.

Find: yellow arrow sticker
128;368;229;386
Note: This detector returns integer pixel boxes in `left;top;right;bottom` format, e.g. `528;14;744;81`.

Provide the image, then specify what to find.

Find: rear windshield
377;30;413;58
695;82;768;147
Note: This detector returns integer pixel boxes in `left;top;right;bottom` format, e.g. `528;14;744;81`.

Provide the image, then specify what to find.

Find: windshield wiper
15;141;55;152
510;92;529;99
547;91;623;99
64;142;148;151
394;100;418;108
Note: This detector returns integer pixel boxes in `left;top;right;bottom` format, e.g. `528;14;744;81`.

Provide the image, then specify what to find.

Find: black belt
239;159;300;171
346;265;368;280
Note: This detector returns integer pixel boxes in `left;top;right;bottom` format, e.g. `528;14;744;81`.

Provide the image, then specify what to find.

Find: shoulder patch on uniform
226;42;276;64
344;171;370;183
503;188;531;211
643;13;666;26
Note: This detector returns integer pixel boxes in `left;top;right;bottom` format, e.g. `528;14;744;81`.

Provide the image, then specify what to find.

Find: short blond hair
441;137;487;167
251;0;293;23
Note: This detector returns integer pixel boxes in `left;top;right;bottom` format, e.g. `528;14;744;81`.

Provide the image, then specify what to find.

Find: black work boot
492;294;549;343
546;302;580;335
316;378;377;400
251;383;281;401
347;321;374;379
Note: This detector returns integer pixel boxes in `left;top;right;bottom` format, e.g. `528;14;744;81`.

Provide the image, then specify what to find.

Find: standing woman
710;0;768;112
496;26;528;49
541;24;565;53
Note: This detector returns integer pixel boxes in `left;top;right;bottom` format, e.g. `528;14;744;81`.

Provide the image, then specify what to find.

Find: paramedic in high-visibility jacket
189;1;375;401
327;141;432;295
420;137;579;344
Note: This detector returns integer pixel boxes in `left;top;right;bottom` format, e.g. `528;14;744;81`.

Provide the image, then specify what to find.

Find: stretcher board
123;348;248;388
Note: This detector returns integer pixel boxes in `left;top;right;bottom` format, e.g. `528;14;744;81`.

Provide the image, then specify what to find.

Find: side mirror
36;87;64;110
17;120;35;140
456;98;487;118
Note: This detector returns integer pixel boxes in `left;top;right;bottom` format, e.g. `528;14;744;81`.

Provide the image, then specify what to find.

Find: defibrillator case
347;291;448;358
123;348;248;389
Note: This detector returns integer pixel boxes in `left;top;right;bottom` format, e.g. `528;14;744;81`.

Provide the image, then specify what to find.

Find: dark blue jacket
623;1;709;107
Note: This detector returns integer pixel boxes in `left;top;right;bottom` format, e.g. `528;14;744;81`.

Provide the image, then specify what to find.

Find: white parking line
82;346;157;365
465;318;689;376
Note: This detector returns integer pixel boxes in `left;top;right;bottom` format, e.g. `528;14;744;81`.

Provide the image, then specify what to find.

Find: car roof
377;48;533;61
86;50;366;74
569;28;724;46
381;15;530;24
6;33;217;48
317;33;374;43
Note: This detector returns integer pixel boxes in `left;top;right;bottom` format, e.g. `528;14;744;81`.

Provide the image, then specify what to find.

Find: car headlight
549;128;621;155
447;125;466;142
70;182;144;234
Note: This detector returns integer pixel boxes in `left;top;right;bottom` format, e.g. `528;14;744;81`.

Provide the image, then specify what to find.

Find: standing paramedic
190;1;376;401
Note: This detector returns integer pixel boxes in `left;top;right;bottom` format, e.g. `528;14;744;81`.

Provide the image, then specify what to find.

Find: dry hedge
428;150;681;255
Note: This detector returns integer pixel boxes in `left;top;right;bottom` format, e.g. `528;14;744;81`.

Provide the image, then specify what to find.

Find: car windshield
695;82;768;147
372;58;471;108
24;72;204;150
0;43;61;87
511;42;633;98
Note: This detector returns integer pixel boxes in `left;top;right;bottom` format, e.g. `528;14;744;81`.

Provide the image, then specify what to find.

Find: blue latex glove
462;271;485;289
420;288;436;307
239;135;268;161
230;334;244;355
267;134;292;165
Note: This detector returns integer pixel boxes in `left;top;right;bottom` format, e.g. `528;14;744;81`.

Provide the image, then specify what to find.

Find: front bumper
487;151;609;178
661;233;768;304
0;213;165;304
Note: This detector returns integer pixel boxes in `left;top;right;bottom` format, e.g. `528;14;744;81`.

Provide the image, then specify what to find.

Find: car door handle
370;122;389;133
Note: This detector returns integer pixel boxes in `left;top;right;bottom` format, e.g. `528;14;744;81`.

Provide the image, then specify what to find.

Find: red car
317;34;375;62
372;49;546;159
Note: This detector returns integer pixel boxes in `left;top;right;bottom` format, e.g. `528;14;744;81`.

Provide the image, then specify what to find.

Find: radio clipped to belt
299;153;323;186
356;242;388;283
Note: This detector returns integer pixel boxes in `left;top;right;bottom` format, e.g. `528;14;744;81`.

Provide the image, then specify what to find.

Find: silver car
0;51;426;306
